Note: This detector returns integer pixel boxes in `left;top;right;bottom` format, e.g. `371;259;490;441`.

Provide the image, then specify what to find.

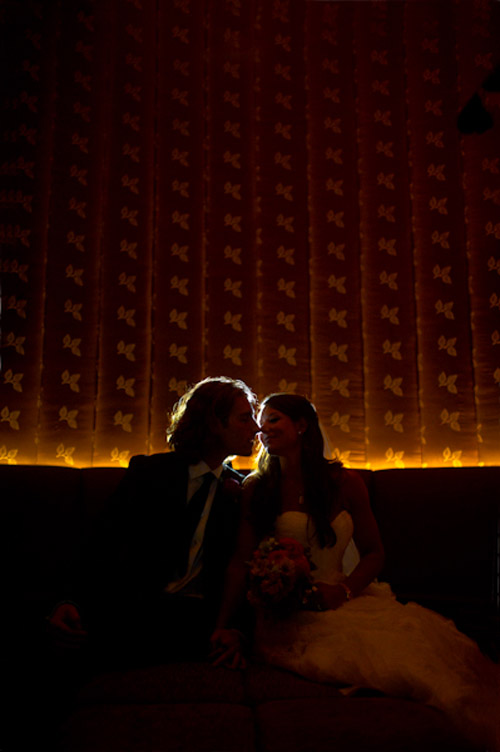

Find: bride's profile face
258;406;304;456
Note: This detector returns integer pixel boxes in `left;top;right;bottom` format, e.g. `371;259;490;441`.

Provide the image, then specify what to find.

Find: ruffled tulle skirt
254;584;499;749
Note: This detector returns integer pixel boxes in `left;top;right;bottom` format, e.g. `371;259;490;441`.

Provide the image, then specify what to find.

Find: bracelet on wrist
338;582;353;601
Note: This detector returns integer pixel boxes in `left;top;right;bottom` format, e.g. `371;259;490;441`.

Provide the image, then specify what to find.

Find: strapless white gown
254;511;499;749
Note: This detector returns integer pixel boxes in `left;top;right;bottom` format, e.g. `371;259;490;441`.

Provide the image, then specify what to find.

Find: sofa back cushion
1;465;85;614
80;467;127;523
370;467;500;611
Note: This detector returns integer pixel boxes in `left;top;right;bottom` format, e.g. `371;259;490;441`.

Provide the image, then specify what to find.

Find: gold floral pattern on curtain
1;0;499;469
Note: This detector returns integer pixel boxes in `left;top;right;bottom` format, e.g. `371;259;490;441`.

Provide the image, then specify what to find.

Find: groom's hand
209;628;247;669
46;603;88;651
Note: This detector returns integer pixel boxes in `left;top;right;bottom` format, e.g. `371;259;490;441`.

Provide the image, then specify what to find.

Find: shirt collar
188;460;223;482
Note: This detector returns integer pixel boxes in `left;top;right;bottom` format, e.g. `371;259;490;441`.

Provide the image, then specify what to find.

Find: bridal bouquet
247;536;321;616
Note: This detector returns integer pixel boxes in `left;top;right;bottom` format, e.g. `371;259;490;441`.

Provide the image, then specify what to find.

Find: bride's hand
315;582;350;610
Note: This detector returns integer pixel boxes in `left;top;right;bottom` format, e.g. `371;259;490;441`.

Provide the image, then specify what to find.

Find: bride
210;393;499;750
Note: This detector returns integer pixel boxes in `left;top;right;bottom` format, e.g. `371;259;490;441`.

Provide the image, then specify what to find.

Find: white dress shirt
166;460;223;597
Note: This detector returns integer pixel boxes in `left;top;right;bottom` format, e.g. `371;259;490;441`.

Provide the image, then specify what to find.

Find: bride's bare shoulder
340;467;368;488
241;471;261;502
337;467;370;509
242;471;259;489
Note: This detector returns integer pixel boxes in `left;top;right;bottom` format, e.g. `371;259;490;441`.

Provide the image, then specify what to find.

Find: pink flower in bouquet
279;537;305;557
267;549;290;565
247;536;319;616
278;538;312;577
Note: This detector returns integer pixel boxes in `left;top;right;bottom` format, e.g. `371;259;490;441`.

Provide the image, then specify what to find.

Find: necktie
179;472;214;576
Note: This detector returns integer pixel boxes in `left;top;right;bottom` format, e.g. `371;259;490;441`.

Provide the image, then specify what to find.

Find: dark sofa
1;463;499;752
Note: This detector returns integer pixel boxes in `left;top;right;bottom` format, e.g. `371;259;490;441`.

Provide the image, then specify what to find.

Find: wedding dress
254;510;499;749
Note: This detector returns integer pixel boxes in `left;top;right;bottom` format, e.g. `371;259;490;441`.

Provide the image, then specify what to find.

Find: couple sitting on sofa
49;376;499;750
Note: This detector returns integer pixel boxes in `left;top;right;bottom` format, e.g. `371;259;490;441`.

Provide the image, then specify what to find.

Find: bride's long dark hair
250;393;343;547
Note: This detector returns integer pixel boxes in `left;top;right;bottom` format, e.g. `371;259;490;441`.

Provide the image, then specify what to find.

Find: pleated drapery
1;0;499;469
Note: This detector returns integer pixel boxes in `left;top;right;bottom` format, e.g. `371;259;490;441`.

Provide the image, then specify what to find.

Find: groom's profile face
216;394;258;458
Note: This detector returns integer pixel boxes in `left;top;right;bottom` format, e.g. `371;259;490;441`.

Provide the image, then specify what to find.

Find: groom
48;376;258;665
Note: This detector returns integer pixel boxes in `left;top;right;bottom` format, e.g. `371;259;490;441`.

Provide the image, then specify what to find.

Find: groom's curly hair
167;376;256;464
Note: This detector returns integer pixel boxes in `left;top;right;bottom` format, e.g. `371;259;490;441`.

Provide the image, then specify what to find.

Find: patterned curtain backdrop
1;0;499;469
36;2;114;467
151;0;207;454
455;0;500;466
306;3;367;468
354;3;422;469
254;0;311;401
1;1;57;464
405;2;479;469
204;0;258;389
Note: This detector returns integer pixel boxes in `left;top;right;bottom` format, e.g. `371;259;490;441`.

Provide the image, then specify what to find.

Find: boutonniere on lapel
221;476;242;500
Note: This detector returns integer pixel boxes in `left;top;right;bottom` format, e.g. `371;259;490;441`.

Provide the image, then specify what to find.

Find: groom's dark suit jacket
83;452;244;623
